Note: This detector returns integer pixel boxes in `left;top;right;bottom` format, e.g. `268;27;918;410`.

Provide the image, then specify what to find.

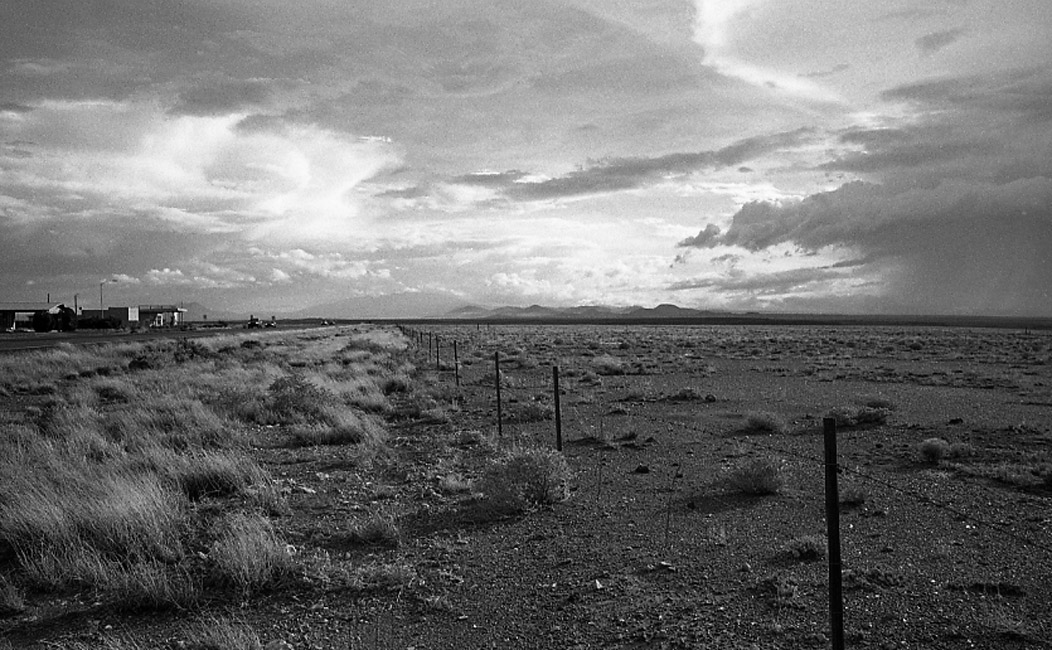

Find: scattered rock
632;464;651;474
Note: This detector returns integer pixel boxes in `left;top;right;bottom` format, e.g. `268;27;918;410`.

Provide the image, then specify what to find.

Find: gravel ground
5;324;1052;649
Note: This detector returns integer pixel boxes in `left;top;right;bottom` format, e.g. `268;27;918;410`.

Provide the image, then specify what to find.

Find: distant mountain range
444;303;735;321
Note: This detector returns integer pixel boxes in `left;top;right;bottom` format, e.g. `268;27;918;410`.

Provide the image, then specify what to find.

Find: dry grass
185;616;263;650
476;446;572;515
0;324;405;613
208;512;295;594
741;411;788;434
726;457;786;495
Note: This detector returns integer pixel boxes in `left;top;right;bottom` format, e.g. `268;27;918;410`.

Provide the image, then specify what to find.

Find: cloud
0;100;400;243
678;67;1052;315
691;0;842;102
800;64;850;79
171;78;274;116
669;266;846;295
451;128;815;201
916;28;966;56
695;178;1052;315
678;223;721;248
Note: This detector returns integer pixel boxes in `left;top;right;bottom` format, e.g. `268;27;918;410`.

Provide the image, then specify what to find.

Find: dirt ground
6;323;1052;649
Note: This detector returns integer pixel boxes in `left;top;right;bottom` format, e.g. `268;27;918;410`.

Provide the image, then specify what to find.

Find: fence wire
399;326;1052;559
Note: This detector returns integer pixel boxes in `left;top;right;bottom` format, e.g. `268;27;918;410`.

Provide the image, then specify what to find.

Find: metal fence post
824;417;845;650
495;351;502;437
553;365;562;451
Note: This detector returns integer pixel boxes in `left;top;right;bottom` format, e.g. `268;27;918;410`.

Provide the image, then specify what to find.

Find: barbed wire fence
397;323;1052;646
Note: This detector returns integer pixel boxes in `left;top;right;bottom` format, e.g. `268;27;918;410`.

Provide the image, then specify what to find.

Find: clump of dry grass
208;512;295;594
727;457;786;495
344;511;400;547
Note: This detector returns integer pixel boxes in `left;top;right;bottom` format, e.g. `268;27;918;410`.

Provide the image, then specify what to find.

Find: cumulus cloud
0;100;400;243
678;223;721;248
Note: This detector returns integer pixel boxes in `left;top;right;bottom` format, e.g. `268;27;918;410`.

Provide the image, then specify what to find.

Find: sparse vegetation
826;405;890;427
208;512;295;594
727;457;786;495
919;437;951;464
344;511;401;547
476;446;572;515
5;321;1052;648
742;411;787;434
784;535;825;561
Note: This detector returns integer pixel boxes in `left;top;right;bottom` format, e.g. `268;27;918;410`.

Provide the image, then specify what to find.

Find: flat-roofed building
138;305;187;328
80;306;140;328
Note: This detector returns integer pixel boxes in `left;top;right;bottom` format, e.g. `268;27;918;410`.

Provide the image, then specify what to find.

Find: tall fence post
494;351;502;437
435;335;441;370
428;332;433;361
553;365;562;451
824;417;845;650
453;340;460;387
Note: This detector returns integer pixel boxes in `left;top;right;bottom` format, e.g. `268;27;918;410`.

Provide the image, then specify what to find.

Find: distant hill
442;303;731;321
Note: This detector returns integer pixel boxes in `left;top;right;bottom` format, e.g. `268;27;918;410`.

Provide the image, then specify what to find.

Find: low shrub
437;473;473;495
839;484;867;507
727;457;785;495
826;405;890;428
742;411;787;434
784;535;825;561
476;447;572;515
592;355;626;376
918;437;950;464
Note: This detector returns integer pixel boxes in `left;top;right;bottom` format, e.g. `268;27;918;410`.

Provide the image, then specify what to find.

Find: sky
2;0;1051;317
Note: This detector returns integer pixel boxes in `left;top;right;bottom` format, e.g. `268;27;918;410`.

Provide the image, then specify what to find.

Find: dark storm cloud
694;179;1052;315
669;267;841;294
679;67;1052;315
826;69;1052;184
916;29;966;56
677;223;721;248
453;128;815;201
449;171;529;187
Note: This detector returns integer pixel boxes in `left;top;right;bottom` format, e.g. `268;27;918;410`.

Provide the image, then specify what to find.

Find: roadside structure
78;306;140;328
138;305;187;328
0;302;66;331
